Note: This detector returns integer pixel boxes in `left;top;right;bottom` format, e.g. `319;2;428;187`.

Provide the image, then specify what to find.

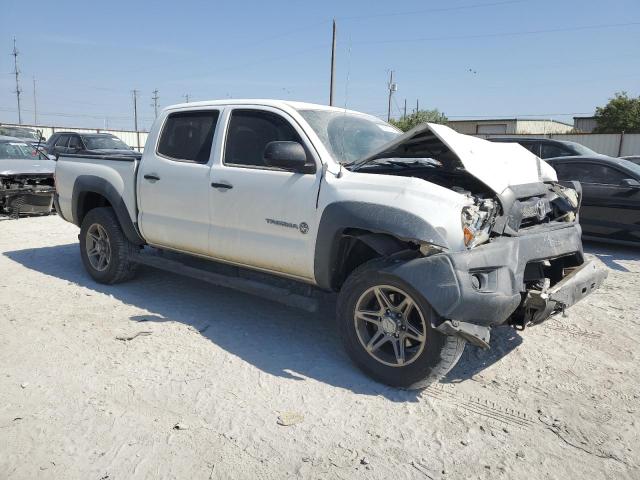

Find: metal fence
477;133;640;157
0;122;149;152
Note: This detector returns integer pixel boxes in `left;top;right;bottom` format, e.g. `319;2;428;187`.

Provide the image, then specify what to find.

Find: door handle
211;182;233;190
144;174;160;181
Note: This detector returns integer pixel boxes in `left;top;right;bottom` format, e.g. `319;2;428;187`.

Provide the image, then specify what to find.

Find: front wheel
79;207;138;284
337;258;465;389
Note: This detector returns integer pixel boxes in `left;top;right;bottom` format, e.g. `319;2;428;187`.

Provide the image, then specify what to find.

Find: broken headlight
461;198;497;248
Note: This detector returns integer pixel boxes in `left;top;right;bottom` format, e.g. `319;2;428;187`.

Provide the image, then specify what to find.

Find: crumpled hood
0;158;56;176
357;122;557;194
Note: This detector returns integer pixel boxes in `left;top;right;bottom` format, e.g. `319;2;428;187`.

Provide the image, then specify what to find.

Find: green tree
389;109;448;132
594;92;640;133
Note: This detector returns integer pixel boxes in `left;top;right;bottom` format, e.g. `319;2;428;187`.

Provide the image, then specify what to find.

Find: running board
129;252;320;313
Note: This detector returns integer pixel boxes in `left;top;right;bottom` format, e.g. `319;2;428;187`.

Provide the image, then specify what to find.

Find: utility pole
403;99;407;118
11;37;22;124
151;89;160;118
386;70;396;122
416;99;419;114
132;89;140;151
33;76;37;124
183;93;190;103
329;19;336;106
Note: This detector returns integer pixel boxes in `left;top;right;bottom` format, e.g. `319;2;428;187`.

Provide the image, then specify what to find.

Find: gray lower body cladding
386;223;604;327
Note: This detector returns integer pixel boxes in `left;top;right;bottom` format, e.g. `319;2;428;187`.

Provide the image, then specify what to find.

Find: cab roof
163;99;368;116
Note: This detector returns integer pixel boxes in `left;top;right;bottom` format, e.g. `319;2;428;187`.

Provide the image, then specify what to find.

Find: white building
447;118;574;135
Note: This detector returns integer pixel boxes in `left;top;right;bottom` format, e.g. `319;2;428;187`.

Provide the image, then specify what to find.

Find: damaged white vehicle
54;100;607;388
0;136;55;217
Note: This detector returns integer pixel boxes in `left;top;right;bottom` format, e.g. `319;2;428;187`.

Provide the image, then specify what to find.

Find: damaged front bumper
0;187;55;216
386;223;607;347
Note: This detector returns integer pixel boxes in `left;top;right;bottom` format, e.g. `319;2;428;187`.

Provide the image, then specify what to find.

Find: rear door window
157;110;220;163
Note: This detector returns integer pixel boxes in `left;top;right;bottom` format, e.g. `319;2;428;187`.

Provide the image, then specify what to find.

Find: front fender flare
314;201;449;290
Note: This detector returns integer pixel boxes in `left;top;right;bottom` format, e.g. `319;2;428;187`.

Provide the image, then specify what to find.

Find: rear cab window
157;110;220;163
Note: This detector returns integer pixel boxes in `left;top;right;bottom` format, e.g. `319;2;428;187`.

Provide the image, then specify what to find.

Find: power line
352;21;640;46
11;37;22;124
341;0;525;21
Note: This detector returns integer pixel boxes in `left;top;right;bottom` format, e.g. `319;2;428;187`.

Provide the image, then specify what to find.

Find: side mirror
263;141;309;172
621;178;640;189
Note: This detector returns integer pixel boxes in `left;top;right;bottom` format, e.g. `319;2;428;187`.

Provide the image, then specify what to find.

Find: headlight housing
461;199;497;248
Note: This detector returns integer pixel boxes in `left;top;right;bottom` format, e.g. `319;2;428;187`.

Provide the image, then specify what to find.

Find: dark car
620;155;640;165
546;155;640;245
46;132;137;157
488;137;598;159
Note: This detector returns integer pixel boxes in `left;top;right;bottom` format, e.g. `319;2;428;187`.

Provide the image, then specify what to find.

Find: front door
208;106;321;280
138;109;221;255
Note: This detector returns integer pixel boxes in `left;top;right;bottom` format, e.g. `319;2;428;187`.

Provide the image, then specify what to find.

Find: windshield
0;141;42;159
617;158;640;177
298;109;401;165
83;135;130;150
566;141;597;156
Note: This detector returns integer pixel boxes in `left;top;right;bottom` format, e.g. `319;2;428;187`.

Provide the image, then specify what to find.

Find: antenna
329;19;337;106
11;37;22;124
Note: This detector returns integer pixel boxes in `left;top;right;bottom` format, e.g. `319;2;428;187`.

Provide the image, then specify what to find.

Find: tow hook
436;320;491;349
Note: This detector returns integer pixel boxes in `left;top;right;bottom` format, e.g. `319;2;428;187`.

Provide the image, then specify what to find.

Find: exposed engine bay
0;174;55;218
355;160;581;249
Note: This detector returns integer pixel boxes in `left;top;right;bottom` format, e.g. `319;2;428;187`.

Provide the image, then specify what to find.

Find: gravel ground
1;215;639;480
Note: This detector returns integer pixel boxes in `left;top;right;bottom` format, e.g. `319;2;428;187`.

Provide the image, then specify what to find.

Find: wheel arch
314;201;449;290
72;175;145;245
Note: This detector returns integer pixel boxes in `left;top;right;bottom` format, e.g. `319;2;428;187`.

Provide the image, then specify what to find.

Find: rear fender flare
71;175;144;245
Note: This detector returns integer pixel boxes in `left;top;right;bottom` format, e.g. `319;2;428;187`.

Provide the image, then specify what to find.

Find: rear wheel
337;258;465;389
79;207;138;284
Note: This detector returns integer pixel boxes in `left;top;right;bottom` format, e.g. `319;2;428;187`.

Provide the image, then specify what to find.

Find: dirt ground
0;215;638;480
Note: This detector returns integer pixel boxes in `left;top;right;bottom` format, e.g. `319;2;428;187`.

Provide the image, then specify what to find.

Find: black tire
337;257;465;389
79;207;138;284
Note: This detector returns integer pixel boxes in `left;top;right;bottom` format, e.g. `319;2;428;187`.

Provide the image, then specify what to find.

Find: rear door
138;109;221;255
208;106;321;280
553;161;640;242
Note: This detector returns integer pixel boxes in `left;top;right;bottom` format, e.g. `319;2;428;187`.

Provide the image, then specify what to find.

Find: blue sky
1;0;639;130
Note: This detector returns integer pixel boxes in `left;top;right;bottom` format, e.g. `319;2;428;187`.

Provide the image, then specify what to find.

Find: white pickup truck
54;99;607;388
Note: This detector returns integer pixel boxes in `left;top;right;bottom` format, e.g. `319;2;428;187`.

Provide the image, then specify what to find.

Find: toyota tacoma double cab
54;100;607;389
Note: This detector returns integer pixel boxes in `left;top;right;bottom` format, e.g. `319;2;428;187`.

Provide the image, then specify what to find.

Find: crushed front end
387;181;607;347
0;174;55;218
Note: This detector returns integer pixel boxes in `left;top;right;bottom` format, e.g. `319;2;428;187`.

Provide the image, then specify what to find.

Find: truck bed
55;153;141;226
